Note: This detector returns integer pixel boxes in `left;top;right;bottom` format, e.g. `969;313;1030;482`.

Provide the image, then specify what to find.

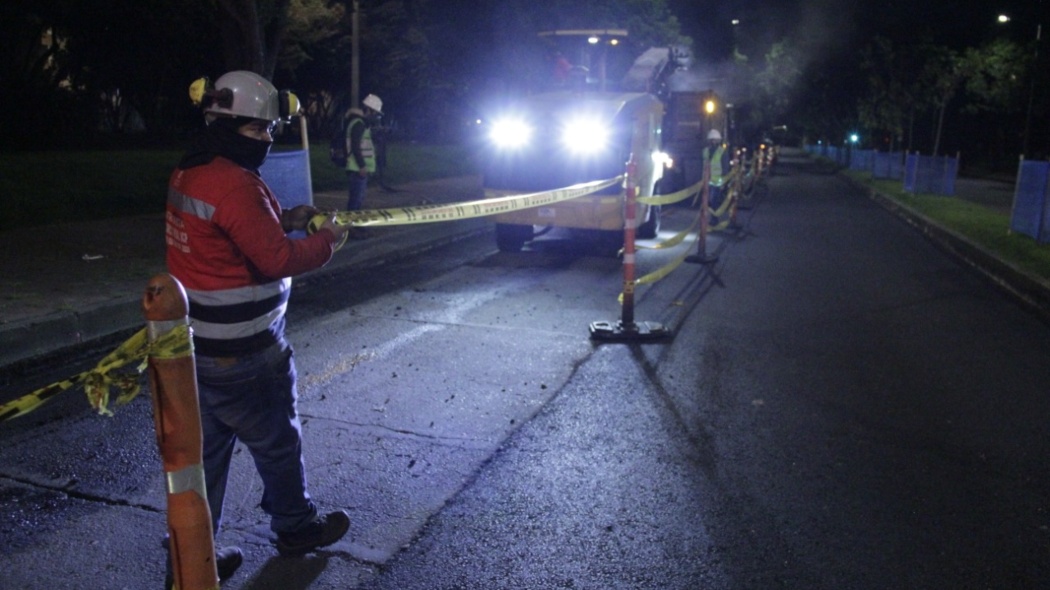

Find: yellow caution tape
709;188;736;218
636;237;697;286
637;208;703;250
620;170;742;301
637;180;703;206
0;323;191;423
618;229;703;303
638;161;743;209
310;176;623;231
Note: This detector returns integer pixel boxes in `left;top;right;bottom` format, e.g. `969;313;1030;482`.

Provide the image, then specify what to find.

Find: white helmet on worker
362;94;383;114
707;129;722;141
191;70;299;123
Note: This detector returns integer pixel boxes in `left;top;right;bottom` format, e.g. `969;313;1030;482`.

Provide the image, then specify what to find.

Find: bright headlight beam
561;119;609;154
490;119;532;149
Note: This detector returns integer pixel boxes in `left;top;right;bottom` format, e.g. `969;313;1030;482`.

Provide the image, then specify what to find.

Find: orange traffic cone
143;274;219;590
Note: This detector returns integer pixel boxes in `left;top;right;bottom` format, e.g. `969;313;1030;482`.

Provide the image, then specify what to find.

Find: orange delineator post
728;152;744;227
621;157;639;328
588;156;669;341
143;274;219;590
686;160;717;264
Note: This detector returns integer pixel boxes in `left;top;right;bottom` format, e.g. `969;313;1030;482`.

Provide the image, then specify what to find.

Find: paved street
1;151;1049;589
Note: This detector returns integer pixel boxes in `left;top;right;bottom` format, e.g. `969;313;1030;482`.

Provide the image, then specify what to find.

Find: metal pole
351;0;360;108
299;115;313;206
1023;23;1042;157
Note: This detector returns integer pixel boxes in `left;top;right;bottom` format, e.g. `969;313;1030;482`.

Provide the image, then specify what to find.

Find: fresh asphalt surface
1;151;1049;589
356;154;1050;589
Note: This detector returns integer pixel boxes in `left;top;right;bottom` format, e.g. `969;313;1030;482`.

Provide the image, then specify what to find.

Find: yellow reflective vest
345;117;376;174
703;144;727;187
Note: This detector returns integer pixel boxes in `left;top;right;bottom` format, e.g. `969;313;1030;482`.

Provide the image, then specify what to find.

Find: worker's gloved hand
282;205;321;233
307;214;350;251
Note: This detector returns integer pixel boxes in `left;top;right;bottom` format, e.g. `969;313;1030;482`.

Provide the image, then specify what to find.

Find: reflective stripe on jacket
166;157;334;356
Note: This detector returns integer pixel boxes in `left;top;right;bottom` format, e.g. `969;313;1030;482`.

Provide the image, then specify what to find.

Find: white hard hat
707;129;722;141
193;71;300;123
205;71;280;121
362;94;383;114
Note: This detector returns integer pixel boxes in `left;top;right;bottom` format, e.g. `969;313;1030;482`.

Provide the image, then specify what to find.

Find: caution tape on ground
311;176;624;232
0;324;191;424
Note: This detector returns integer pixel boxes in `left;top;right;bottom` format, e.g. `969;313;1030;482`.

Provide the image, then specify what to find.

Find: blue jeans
708;184;724;211
195;340;317;535
346;172;368;211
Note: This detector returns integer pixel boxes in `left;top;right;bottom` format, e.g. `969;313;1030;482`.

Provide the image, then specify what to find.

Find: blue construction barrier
850;149;875;172
260;149;314;209
873;151;905;180
1010;160;1050;243
259;149;314;239
824;146;845;165
805;144;872;171
903;153;958;196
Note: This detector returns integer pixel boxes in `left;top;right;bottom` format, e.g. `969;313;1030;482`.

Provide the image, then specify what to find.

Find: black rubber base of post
588;320;672;341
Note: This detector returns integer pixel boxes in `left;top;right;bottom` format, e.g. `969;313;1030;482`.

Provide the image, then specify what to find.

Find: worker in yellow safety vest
344;93;383;212
702;128;730;214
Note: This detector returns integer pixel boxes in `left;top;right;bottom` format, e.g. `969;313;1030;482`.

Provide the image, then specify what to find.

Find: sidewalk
0;176;491;370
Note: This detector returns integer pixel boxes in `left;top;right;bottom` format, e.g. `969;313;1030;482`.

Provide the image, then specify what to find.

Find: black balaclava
178;116;273;173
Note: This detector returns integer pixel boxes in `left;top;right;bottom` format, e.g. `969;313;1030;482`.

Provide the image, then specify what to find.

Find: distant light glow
850;133;859;144
588;36;599;44
998;14;1011;23
704;100;716;114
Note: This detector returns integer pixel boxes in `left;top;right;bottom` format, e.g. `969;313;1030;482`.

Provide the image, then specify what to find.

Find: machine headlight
489;118;533;149
561;118;609;155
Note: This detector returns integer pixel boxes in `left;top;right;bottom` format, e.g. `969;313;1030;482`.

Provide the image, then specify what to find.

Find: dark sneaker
162;545;243;588
275;510;351;556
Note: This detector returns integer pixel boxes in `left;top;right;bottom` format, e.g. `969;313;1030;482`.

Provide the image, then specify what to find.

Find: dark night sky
661;0;1048;150
674;0;1046;60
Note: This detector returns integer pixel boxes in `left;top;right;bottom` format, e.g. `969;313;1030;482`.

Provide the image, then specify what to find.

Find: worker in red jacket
165;70;351;583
